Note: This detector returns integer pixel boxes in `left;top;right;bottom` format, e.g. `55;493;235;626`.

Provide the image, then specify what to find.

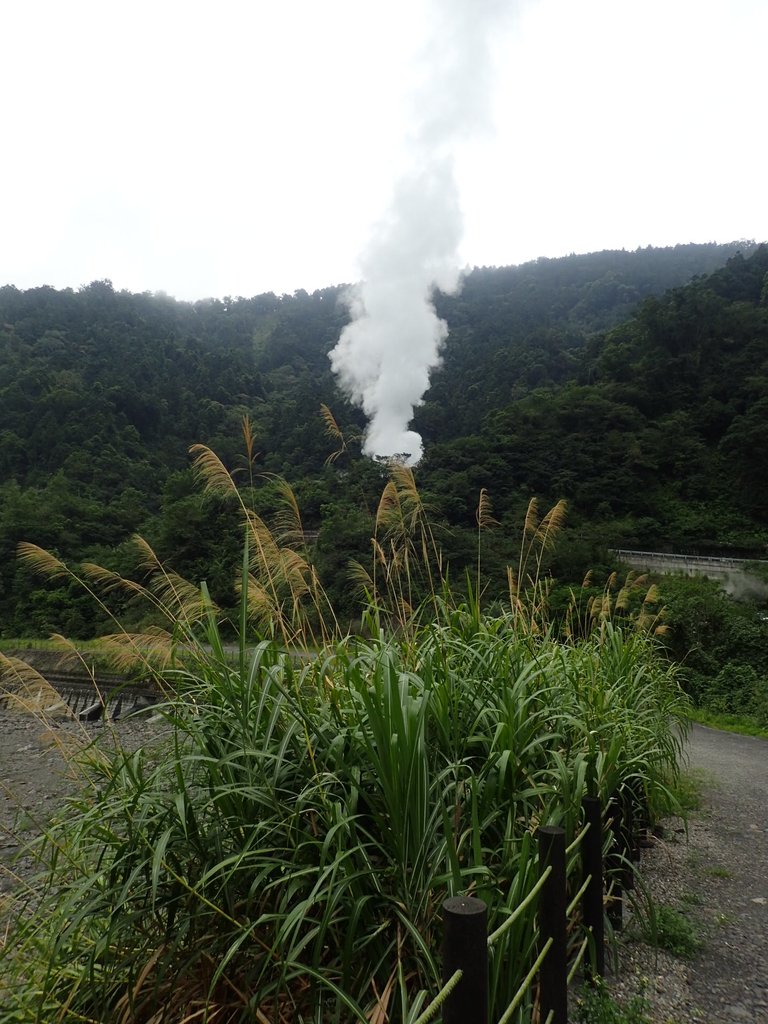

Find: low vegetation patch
688;707;768;740
0;441;691;1023
575;979;651;1024
644;905;702;959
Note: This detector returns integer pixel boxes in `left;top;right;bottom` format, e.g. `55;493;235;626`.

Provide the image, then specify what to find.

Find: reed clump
0;442;690;1023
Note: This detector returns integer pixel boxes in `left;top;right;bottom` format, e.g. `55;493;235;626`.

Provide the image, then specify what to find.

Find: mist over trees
0;240;766;636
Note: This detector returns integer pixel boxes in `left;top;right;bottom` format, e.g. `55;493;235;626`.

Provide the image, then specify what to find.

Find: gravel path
613;724;768;1023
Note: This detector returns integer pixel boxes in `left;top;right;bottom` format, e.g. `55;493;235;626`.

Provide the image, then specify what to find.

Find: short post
442;895;488;1024
623;787;638;884
581;796;605;980
631;777;651;851
607;797;624;930
538;825;568;1024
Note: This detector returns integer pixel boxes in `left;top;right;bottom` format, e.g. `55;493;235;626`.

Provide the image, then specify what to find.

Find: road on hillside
682;725;768;1021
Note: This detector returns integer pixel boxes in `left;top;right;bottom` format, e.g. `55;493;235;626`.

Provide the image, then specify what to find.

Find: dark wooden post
639;779;653;848
629;777;650;854
581;796;605;979
538;825;567;1024
623;787;638;884
442;895;488;1024
607;796;624;930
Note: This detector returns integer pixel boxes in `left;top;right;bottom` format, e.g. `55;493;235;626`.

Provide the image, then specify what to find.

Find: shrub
0;449;690;1022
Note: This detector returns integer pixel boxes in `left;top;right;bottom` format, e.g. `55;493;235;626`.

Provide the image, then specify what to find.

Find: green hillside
0;240;765;635
422;244;768;554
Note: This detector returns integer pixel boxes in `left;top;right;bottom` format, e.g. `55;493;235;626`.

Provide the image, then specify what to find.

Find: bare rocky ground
1;713;766;1022
0;706;165;900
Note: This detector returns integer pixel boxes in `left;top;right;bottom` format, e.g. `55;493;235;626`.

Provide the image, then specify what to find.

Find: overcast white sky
2;0;766;301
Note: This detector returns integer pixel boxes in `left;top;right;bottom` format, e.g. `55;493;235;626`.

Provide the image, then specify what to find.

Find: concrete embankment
614;549;768;599
1;648;158;720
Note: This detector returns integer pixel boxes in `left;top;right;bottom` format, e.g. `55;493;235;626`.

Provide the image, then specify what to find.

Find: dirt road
614;725;768;1023
683;725;768;1021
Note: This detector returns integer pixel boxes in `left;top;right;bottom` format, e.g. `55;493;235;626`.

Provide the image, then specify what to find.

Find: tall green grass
0;445;690;1023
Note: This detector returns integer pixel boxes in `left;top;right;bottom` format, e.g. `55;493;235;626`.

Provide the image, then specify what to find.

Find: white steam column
329;0;509;465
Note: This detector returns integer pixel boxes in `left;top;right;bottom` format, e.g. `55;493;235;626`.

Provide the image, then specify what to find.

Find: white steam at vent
329;0;508;465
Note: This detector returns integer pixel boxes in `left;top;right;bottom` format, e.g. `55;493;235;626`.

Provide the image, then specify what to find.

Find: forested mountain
1;240;765;635
421;244;768;555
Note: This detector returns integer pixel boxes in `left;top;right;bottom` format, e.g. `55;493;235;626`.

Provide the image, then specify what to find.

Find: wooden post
630;777;650;852
623;787;638;885
538;825;568;1024
442;895;488;1024
581;796;605;979
607;796;624;930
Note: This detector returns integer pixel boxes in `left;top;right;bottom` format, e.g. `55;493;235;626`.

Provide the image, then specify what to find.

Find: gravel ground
2;713;766;1021
0;706;166;899
610;724;768;1023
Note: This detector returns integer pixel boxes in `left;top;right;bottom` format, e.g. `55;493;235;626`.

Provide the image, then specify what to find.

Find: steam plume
329;0;508;464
